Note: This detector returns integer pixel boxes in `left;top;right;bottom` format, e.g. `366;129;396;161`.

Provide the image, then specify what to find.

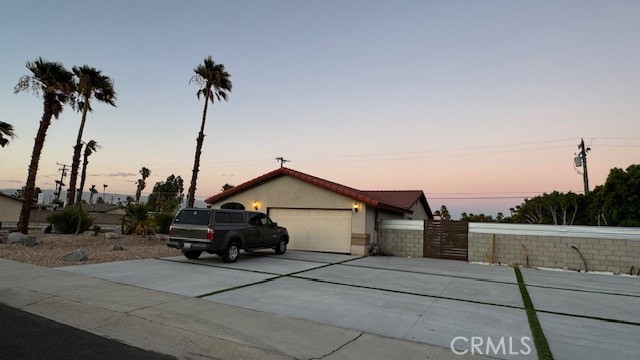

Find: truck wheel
222;242;240;263
275;238;287;255
183;250;202;260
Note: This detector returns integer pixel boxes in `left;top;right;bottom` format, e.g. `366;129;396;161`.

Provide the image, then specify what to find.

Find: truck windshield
174;210;210;225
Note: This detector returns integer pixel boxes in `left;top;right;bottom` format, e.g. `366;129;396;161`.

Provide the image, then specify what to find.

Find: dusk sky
1;1;639;218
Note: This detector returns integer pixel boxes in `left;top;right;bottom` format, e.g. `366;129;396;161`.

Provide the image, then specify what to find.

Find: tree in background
439;205;451;220
187;56;232;207
14;58;75;233
147;174;185;213
587;164;640;227
88;185;98;204
505;164;639;227
221;183;235;192
135;166;151;203
66;66;116;206
0;121;17;147
14;187;42;204
76;140;100;205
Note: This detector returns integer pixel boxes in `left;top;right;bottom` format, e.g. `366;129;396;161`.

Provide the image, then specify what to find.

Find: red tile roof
205;167;431;215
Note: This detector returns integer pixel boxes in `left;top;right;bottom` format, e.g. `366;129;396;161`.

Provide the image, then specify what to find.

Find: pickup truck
167;208;289;263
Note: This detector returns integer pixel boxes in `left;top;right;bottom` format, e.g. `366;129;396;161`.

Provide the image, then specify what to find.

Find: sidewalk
0;259;490;360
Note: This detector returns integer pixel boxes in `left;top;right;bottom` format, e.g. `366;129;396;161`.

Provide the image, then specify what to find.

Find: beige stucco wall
209;176;370;254
0;196;22;223
408;202;429;220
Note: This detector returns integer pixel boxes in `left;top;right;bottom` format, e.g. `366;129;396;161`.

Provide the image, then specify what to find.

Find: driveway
59;251;640;360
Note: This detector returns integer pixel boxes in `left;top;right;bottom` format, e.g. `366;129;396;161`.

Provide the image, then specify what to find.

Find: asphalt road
0;303;176;360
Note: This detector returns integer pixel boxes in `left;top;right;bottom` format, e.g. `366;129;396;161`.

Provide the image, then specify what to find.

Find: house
205;167;433;255
81;203;126;215
0;192;23;223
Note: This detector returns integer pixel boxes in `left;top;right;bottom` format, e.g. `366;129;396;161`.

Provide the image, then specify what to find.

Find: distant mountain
0;188;207;208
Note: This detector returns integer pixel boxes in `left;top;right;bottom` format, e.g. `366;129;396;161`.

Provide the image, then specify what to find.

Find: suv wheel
183;250;202;260
275;238;287;255
222;242;240;263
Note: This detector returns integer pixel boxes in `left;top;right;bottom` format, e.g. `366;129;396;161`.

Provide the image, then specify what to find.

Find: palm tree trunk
76;153;89;205
67;101;89;206
17;98;54;234
187;93;209;208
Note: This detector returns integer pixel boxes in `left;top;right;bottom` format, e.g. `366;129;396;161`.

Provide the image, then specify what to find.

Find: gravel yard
0;233;176;267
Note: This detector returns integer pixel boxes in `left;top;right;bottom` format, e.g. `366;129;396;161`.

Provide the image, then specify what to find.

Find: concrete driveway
59;251;640;360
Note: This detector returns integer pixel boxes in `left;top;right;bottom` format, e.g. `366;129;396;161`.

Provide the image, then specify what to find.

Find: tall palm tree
135;166;151;203
66;66;116;206
0;121;17;147
187;56;232;207
76;140;100;204
14;58;75;233
89;184;98;204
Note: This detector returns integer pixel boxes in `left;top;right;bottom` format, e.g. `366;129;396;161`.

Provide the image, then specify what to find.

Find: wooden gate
424;220;469;261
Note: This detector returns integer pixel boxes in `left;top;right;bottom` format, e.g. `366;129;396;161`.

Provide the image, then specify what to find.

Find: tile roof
205;167;430;214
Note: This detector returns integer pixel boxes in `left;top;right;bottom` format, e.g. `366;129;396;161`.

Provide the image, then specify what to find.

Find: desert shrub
123;204;155;235
47;207;93;234
154;212;175;234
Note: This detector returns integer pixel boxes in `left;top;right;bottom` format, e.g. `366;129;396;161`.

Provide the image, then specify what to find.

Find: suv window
229;213;244;223
174;210;210;225
249;214;265;226
214;212;231;223
249;214;274;226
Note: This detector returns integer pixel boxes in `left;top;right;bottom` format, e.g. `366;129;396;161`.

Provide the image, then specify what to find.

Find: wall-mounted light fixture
253;201;259;210
352;203;359;212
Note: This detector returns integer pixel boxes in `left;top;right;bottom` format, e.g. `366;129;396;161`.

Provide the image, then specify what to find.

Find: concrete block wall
469;224;640;274
377;220;424;257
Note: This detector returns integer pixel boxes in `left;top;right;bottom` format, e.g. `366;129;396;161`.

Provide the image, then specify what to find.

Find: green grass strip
514;267;554;360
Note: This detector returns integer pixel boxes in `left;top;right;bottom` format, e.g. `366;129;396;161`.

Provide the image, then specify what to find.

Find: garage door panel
270;209;352;253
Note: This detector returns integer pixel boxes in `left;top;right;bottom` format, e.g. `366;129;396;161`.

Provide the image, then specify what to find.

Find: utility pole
275;157;290;168
54;163;69;202
578;138;591;194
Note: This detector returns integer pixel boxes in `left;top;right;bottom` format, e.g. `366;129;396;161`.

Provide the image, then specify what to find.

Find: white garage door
269;209;352;253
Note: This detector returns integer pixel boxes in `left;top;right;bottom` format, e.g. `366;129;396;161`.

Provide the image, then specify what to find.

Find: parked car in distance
167;208;289;263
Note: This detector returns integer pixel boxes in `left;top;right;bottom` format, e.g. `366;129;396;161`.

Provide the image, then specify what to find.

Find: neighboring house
82;203;126;215
0;192;23;223
205;167;433;255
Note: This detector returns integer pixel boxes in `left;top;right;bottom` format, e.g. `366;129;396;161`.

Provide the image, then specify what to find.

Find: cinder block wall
469;225;640;274
377;220;424;257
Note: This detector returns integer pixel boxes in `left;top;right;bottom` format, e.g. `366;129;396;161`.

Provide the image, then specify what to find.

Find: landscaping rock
62;249;88;262
105;233;120;240
42;224;53;233
155;234;170;241
22;237;38;247
83;230;97;236
112;245;124;251
7;232;33;245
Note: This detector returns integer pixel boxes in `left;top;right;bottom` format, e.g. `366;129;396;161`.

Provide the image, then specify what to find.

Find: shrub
154;212;175;234
123;204;155;235
47;207;93;234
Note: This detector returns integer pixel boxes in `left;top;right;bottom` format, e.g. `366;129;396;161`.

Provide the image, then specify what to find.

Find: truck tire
275;238;287;255
222;242;240;263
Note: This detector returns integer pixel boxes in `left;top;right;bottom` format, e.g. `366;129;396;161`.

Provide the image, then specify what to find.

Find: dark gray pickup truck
167;208;289;263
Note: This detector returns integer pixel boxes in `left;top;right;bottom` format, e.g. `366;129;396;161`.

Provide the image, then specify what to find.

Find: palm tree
187;56;232;207
89;184;98;204
76;140;100;204
0;121;17;147
135;166;151;203
66;66;116;206
14;58;75;233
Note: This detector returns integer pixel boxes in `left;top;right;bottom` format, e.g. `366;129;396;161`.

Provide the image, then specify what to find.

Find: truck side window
249;215;261;226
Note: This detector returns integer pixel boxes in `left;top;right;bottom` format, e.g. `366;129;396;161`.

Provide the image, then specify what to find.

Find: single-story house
205;167;433;255
0;192;23;223
82;203;126;215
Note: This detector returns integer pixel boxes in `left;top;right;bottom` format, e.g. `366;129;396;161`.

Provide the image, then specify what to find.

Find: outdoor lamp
353;203;359;212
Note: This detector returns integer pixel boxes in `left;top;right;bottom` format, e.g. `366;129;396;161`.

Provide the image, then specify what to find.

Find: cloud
2;179;23;184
